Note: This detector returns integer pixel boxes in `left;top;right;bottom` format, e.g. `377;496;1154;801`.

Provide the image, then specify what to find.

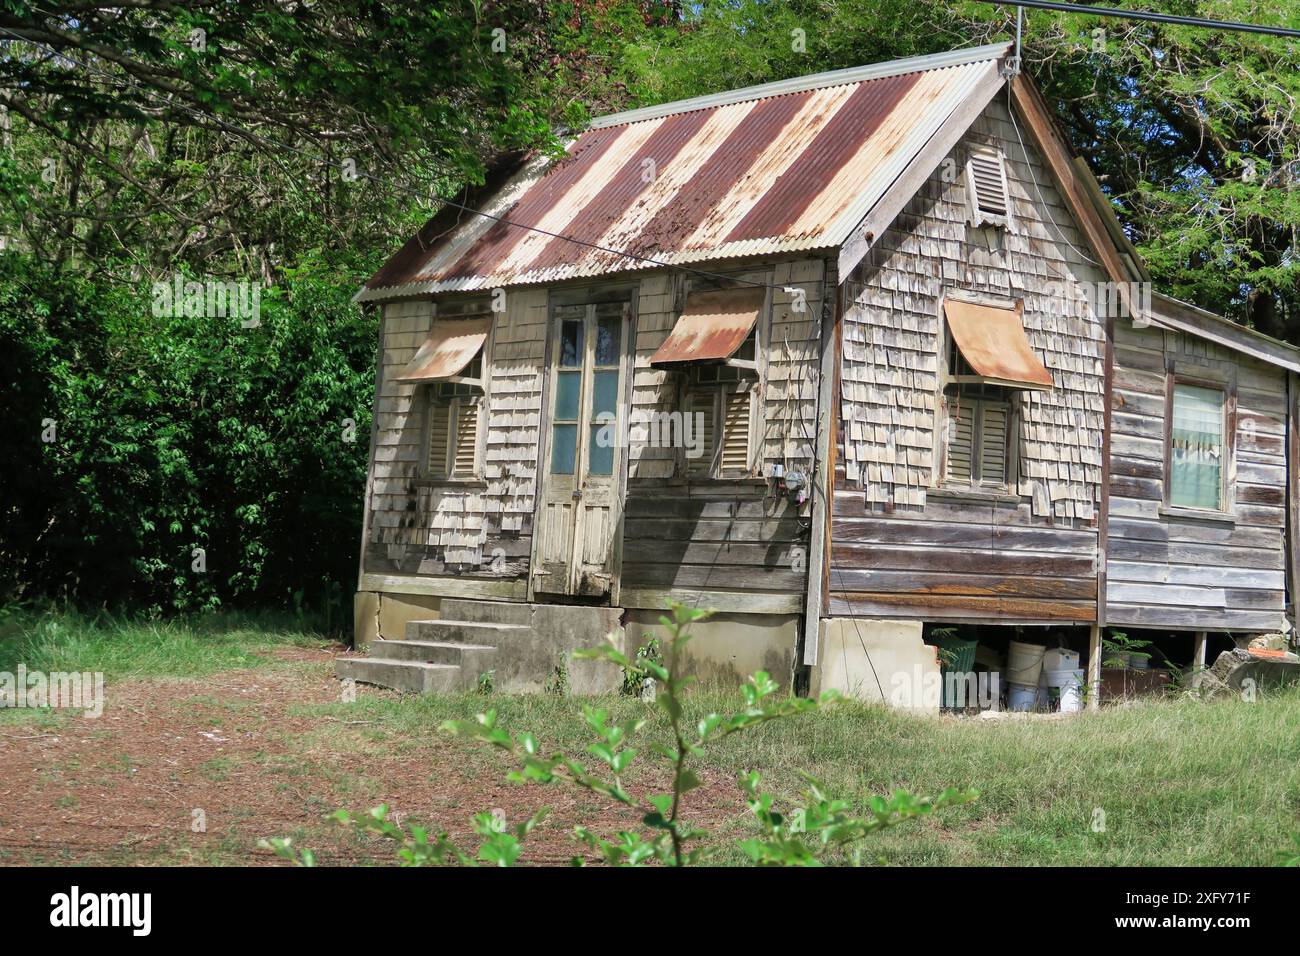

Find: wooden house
340;43;1299;703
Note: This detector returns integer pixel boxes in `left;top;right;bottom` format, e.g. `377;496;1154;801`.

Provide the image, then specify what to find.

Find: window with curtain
1169;383;1226;510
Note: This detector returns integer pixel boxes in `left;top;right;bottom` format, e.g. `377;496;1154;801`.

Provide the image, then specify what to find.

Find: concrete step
370;638;496;675
405;619;530;645
438;598;534;627
335;657;462;694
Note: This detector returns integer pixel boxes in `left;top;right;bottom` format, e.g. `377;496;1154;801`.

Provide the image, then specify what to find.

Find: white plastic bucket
1007;641;1047;687
1045;668;1085;714
1043;648;1080;672
1007;682;1038;712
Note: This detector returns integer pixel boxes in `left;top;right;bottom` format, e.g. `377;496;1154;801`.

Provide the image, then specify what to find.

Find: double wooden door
532;300;629;598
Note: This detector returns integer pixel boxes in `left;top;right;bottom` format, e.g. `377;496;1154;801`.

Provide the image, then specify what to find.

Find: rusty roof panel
526;109;715;274
359;44;1011;300
393;317;491;383
649;287;766;367
943;299;1054;390
724;73;919;243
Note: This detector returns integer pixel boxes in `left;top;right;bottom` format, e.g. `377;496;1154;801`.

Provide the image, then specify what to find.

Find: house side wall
1106;319;1289;631
361;288;548;594
830;98;1107;624
620;259;827;613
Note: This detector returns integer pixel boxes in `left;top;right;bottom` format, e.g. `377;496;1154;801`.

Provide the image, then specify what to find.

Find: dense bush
0;252;375;625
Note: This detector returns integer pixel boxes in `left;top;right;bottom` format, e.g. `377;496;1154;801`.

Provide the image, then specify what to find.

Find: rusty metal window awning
393;317;491;383
943;298;1053;391
649;287;766;368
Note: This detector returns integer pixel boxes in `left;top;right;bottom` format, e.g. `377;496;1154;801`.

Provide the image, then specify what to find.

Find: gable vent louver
967;147;1011;228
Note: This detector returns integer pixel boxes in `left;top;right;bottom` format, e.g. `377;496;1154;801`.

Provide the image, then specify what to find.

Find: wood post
1192;630;1208;689
1087;623;1102;710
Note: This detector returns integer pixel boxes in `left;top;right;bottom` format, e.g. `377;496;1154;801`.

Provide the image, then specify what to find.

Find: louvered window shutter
945;397;975;482
720;388;752;475
968;148;1010;225
451;399;480;478
427;398;451;478
687;390;717;477
978;401;1009;486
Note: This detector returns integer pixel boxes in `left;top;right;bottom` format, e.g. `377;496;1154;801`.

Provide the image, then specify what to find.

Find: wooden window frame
965;145;1014;232
1162;360;1236;519
418;334;490;485
932;296;1021;495
682;376;758;479
670;271;768;481
937;390;1015;491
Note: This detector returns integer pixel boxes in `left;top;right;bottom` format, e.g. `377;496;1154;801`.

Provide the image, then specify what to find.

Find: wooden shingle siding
362;289;548;582
621;259;828;611
1105;320;1289;631
830;100;1106;624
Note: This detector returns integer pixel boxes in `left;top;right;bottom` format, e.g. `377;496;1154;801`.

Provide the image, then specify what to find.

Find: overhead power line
971;0;1300;39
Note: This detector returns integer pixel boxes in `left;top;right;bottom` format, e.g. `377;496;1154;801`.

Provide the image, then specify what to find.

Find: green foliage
0;254;373;618
1102;630;1153;670
476;669;496;695
262;804;547;867
621;636;662;696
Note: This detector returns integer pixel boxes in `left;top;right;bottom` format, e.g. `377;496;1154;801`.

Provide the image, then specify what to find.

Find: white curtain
1170;383;1224;510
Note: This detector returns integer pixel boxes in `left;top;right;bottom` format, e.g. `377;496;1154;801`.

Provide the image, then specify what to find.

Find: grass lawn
2;608;1298;866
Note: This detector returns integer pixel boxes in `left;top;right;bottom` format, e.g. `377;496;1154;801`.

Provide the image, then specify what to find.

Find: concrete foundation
353;590;442;650
623;610;799;690
812;618;940;712
345;593;623;694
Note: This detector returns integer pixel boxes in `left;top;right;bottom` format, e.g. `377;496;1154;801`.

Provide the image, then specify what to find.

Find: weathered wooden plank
1108;581;1225;609
624;496;785;521
1110;410;1164;441
359;572;528;600
1234;482;1286;507
1107;537;1284;570
1108;517;1281;550
1109;475;1162;501
828;591;1097;622
830;544;1096;577
829;568;1095;600
1109;455;1162;480
622;562;803;591
623;518;803;543
1106;560;1284;590
833;517;1096;553
1104;603;1284;632
620;588;802;614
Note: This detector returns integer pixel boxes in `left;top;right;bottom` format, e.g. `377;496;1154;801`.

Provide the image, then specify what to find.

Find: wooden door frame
530;283;638;603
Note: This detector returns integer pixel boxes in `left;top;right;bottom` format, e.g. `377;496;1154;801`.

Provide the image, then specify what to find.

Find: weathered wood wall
1106;320;1289;631
362;257;828;612
830;100;1107;624
362;288;548;587
620;259;828;613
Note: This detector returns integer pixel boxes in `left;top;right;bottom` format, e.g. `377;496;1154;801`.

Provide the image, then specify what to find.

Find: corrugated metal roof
944;299;1054;391
650;287;766;367
360;43;1011;301
392;318;491;383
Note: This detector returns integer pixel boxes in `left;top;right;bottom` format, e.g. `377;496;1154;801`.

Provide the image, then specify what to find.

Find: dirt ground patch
0;646;740;866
